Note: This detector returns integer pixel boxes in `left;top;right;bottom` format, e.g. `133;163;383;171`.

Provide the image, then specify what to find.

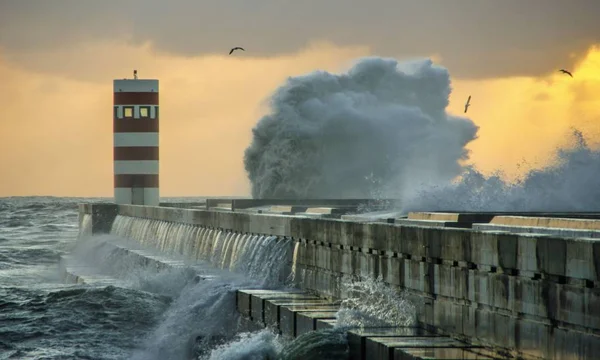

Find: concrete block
315;244;332;270
362;223;396;251
433;264;467;299
516;234;538;273
295;311;338;336
407;212;495;224
433;300;465;335
400;226;471;263
403;259;426;293
250;292;317;325
394;347;496;360
340;248;357;275
554;285;600;330
247;214;292;236
358;251;379;279
236;291;252;318
552;326;600;360
513;316;550;359
279;305;339;337
341;221;365;248
365;336;470;360
565;238;597;281
341;211;403;223
490;215;600;230
379;255;403;287
236;289;305;321
470;231;501;267
510;277;547;318
471;309;517;350
264;299;336;330
394;219;471;229
316;319;337;330
347;327;436;360
535;235;567;277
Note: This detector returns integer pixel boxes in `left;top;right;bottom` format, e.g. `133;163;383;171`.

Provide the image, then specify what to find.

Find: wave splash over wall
244;57;478;199
245;56;600;212
403;129;600;212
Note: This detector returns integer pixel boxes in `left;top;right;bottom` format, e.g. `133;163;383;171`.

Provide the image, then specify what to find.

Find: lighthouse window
123;107;134;118
139;106;150;118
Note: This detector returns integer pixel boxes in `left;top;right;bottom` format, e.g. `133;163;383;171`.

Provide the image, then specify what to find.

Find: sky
1;0;600;197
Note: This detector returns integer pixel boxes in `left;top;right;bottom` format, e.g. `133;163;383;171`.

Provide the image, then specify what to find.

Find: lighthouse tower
112;72;159;206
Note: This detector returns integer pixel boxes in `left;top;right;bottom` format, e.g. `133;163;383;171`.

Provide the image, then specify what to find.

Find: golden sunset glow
0;34;599;196
448;46;600;180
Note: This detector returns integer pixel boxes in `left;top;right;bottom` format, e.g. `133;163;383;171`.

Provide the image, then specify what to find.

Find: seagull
559;69;573;78
133;70;138;79
464;95;471;113
229;47;245;55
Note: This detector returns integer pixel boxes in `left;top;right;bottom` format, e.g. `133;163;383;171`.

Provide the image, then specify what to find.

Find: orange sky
0;41;599;197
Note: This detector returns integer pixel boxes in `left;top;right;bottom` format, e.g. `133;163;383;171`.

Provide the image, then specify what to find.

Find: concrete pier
76;201;600;359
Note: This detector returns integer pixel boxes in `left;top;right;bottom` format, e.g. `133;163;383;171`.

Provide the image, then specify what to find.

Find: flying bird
464;95;471;113
559;69;573;78
229;47;245;55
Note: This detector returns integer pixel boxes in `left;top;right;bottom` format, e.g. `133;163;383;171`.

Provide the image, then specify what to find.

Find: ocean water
0;197;375;360
0;197;174;359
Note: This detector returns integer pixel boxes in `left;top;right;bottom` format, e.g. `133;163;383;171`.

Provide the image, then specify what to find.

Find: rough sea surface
0;197;239;360
0;197;373;360
0;197;170;359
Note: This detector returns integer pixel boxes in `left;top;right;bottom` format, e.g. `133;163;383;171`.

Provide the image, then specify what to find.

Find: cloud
0;36;599;198
1;0;600;80
0;41;368;196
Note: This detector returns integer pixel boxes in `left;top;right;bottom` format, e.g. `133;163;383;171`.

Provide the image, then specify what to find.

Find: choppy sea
0;197;365;360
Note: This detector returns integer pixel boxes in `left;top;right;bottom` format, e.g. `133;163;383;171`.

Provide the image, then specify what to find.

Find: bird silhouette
559;69;573;78
464;95;471;113
229;47;245;55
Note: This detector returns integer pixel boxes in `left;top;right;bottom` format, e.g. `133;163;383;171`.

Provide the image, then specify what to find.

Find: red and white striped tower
113;75;159;205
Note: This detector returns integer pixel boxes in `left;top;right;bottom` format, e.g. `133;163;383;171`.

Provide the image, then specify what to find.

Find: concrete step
365;336;495;360
407;212;495;224
393;219;473;228
489;215;600;230
236;289;507;360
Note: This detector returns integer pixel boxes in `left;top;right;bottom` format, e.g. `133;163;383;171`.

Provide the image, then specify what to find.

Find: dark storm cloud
1;0;599;79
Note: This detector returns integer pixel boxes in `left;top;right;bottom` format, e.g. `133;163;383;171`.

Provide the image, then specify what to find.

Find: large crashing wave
244;57;478;199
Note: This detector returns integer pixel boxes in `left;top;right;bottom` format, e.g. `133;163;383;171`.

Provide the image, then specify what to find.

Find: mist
402;129;600;212
244;57;478;199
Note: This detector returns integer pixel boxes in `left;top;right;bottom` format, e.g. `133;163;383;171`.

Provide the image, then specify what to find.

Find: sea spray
129;277;251;360
203;330;282;360
202;328;349;360
101;221;296;359
402;128;600;213
67;234;200;297
336;275;416;328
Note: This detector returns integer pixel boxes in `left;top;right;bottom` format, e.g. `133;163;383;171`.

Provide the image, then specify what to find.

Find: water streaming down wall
110;215;295;285
78;213;92;238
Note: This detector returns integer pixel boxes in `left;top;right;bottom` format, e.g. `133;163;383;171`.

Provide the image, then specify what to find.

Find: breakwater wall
79;203;600;359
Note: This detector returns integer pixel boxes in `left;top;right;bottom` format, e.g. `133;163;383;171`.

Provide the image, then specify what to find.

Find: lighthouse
112;72;159;206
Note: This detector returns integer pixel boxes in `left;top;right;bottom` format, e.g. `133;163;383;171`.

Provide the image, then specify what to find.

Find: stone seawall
80;203;600;359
